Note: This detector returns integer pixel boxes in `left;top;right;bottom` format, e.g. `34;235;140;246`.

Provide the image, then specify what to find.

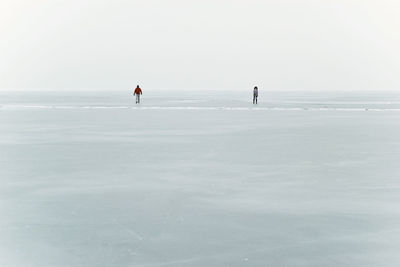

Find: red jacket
134;87;142;94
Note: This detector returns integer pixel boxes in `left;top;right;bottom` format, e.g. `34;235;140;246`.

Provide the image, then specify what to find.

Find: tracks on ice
1;105;400;112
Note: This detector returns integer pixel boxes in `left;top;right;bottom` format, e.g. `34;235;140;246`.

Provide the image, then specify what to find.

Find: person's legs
253;95;255;104
256;96;258;104
136;94;140;103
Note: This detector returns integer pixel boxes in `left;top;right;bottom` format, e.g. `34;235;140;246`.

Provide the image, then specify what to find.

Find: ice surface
1;91;400;266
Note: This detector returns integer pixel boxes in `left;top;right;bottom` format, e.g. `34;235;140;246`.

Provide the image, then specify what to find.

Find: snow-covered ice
0;90;400;266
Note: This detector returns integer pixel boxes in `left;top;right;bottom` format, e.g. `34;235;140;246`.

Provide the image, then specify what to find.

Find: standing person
253;86;258;104
134;85;142;104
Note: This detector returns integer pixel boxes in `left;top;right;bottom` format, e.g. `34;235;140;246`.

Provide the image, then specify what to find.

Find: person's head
254;86;258;89
136;85;140;88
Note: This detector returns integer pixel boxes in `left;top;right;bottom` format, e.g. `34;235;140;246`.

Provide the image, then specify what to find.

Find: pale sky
1;0;400;91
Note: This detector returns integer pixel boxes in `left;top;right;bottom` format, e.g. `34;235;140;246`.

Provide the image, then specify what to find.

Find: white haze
1;0;400;91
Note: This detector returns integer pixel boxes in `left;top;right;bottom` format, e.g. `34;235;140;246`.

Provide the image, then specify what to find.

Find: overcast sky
1;0;400;91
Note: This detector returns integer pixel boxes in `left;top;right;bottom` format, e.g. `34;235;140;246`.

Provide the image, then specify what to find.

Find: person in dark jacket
253;86;258;104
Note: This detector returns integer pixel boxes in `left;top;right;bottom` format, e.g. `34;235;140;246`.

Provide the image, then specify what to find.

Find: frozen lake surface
1;91;400;266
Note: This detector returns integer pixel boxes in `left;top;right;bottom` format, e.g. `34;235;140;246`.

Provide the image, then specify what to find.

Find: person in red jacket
134;85;142;104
